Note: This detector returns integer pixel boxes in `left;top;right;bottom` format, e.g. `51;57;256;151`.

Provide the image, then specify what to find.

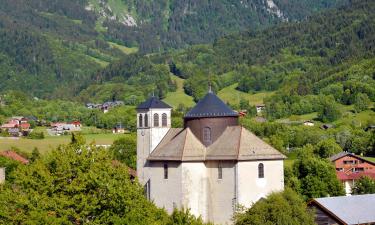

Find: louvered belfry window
144;114;148;127
162;113;167;127
139;114;143;127
153;113;159;127
203;127;212;144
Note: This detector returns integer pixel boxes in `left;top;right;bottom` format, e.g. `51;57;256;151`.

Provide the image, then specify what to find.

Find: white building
136;92;286;224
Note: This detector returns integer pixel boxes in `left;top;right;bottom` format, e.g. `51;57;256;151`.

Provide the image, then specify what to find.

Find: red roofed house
329;152;375;195
0;150;29;165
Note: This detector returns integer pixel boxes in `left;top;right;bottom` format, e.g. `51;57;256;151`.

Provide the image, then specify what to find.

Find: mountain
82;0;375;113
0;0;349;98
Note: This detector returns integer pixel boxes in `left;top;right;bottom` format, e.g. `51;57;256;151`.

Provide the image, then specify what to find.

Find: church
136;90;286;224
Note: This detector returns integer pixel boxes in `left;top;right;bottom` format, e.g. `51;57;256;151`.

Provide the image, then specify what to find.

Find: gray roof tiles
313;194;375;225
137;97;172;110
148;126;286;161
184;92;238;118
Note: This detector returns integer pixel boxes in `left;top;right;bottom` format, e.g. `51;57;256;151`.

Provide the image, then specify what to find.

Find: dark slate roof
136;97;172;110
185;92;238;118
310;194;375;225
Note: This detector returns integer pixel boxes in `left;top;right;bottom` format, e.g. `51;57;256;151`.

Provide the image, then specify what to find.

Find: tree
0;143;169;224
234;188;315;225
109;135;137;169
30;147;41;162
354;93;370;112
314;139;342;158
292;152;345;199
317;96;342;122
351;176;375;195
167;208;207;225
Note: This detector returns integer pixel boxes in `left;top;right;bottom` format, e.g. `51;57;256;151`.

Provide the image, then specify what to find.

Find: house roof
136;97;172;110
0;150;29;164
329;152;375;166
148;126;286;161
309;194;375;225
336;171;375;181
185;91;238;118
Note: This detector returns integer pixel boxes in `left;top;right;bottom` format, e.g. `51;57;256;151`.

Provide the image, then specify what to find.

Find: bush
27;131;45;139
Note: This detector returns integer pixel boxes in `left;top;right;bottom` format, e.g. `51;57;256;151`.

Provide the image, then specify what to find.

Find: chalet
112;123;126;134
330;152;375;195
303;120;315;126
50;121;82;135
255;104;265;114
308;194;375;225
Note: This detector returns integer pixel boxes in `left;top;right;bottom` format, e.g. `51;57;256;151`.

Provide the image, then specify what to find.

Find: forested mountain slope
84;0;375;117
0;0;346;98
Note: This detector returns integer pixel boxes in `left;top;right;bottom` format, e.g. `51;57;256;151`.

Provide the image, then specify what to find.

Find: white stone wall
0;167;5;184
181;162;209;221
149;161;182;213
136;108;171;185
237;160;284;208
206;161;236;224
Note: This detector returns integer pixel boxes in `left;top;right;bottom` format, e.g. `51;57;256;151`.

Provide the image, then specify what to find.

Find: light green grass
87;55;110;67
164;75;195;108
108;42;138;55
363;157;375;163
0;133;124;154
218;83;274;106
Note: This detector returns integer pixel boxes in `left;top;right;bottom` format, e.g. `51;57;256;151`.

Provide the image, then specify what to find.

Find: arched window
139;114;143;127
162;113;167;127
153;113;159;127
144;114;148;127
258;163;264;178
203;127;211;144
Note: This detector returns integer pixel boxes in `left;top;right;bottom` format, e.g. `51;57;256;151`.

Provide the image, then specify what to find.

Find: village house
303;120;315;126
86;101;124;113
308;194;375;225
136;90;285;224
112;123;126;134
330;152;375;195
50;121;81;135
0;116;31;136
255;104;265;114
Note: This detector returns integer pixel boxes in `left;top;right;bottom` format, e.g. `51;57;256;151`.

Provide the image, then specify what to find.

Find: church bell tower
136;96;172;184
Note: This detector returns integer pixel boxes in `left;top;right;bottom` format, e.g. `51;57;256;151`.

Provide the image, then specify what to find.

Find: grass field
0;133;126;154
364;157;375;163
164;75;195;108
108;42;138;55
218;84;274;106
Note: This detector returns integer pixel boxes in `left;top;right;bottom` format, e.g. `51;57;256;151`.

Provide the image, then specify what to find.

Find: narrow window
218;162;223;179
144;179;151;200
258;163;264;178
144;114;148;127
164;163;168;179
139;114;143;127
162;113;167;127
203;127;212;144
154;113;159;127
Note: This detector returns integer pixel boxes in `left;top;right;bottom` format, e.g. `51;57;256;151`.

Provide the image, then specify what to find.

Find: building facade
136;92;285;224
330;152;375;195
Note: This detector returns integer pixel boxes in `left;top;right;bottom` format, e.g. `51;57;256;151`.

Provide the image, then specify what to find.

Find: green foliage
352;176;375;195
317;96;342;122
234;188;315;225
27;131;45;140
109;135;137;169
167;208;207;225
313;139;342;158
30;147;41;163
0;143;170;224
0;156;22;183
291;151;345;199
354;93;371;113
